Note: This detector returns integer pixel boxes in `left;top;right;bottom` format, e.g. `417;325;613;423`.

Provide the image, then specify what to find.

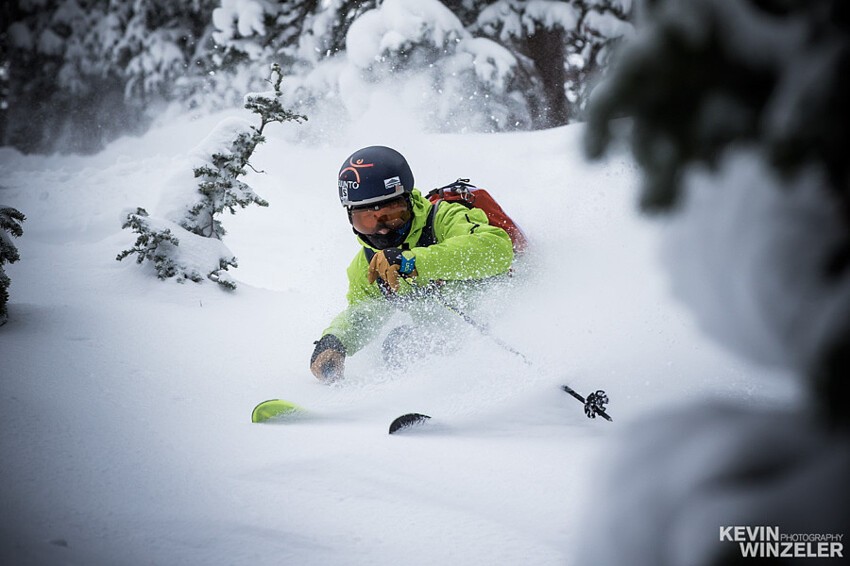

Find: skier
310;145;515;382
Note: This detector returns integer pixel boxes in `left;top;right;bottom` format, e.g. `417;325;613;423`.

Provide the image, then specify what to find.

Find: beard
357;219;412;249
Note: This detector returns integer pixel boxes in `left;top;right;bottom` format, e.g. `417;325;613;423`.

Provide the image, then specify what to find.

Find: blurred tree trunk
526;26;569;127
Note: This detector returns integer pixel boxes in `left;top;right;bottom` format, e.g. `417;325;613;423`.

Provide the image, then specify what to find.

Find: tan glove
310;335;346;383
367;248;417;292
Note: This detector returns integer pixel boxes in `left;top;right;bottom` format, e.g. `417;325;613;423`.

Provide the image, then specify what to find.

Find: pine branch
117;208;181;279
245;64;308;137
0;206;25;325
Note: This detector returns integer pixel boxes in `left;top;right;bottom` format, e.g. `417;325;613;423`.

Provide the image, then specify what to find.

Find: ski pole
427;288;612;421
560;385;612;422
431;293;534;367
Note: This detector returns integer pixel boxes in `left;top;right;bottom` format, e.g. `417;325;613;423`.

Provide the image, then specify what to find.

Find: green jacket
323;189;514;354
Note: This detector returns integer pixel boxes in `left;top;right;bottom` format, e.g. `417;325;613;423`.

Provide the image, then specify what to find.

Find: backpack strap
415;202;439;248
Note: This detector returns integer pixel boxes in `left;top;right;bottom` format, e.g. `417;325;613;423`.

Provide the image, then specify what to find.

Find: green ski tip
251;399;304;423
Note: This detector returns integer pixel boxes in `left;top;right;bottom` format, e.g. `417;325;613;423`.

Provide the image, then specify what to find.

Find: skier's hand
310;334;346;383
367;248;417;292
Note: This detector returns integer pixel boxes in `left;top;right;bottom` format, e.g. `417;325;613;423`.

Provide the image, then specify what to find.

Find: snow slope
0;109;799;565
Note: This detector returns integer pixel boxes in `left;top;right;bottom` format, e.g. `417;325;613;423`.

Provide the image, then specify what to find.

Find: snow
344;0;466;68
476;0;582;39
583;9;635;39
576;402;850;566
0;103;802;564
456;37;517;90
524;1;580;33
212;0;269;41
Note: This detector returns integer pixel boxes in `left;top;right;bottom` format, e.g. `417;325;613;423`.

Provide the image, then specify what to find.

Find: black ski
388;413;431;434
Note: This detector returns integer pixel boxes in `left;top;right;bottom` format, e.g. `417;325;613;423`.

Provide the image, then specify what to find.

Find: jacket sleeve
411;202;514;281
321;251;394;355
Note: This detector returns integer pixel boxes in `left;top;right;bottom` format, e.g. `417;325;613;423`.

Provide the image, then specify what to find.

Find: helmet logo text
339;157;374;184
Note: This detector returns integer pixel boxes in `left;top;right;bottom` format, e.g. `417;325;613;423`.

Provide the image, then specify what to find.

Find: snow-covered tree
586;0;848;217
579;1;850;563
191;0;308;109
211;0;377;66
3;0;216;153
274;0;548;135
118;64;306;289
474;0;633;127
4;0;633;152
182;65;307;240
270;0;633;134
586;0;850;415
117;206;239;288
0;206;25;326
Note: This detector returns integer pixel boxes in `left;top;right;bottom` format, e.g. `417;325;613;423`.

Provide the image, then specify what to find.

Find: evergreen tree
199;0;378;112
3;0;217;153
585;0;849;216
211;0;308;67
297;0;379;63
584;0;850;421
575;4;850;559
278;0;547;134
271;0;632;134
183;64;307;239
118;64;306;289
474;0;633;128
3;0;633;152
117;208;190;281
0;206;25;326
117;206;238;287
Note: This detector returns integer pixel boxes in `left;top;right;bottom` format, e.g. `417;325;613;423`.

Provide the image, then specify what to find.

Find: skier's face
349;197;411;235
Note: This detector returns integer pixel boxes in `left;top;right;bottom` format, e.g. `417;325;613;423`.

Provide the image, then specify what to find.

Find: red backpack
424;179;528;254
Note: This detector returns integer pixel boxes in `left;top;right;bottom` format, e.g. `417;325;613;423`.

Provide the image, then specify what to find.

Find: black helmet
338;146;414;208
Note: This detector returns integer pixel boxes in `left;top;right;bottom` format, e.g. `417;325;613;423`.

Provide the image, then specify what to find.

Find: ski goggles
349;197;412;235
